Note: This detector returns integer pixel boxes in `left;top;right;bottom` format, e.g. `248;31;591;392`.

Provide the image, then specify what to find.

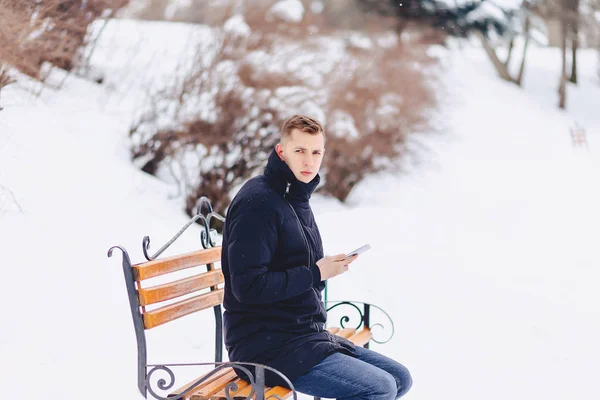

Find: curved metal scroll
199;196;226;249
142;196;226;260
325;301;364;330
142;213;210;260
325;300;395;344
196;196;214;216
145;361;297;400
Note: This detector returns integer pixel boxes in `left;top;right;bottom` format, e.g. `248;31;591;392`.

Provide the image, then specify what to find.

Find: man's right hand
316;254;358;281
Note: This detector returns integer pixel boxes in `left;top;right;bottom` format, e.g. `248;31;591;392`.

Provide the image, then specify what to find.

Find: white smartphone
344;244;371;260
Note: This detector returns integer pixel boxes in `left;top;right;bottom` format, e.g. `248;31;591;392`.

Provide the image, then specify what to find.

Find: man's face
276;128;325;184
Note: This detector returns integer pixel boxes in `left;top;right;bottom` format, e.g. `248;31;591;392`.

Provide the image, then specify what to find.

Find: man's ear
275;143;284;160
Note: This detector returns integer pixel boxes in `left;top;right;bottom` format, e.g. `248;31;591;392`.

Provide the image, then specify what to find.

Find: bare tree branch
0;184;23;214
474;30;517;84
0;0;129;88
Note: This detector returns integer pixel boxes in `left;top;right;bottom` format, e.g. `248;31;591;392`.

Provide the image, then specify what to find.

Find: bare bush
0;67;14;109
130;26;293;215
130;10;437;214
320;44;436;201
0;0;128;86
132;83;285;215
0;66;15;87
241;0;399;41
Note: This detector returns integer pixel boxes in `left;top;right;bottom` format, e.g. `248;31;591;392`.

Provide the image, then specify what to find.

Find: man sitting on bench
221;114;412;400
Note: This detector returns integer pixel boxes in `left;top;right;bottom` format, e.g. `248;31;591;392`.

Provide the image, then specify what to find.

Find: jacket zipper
284;182;322;332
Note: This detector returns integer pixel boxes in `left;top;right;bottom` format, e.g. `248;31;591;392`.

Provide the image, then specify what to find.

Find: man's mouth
301;171;312;176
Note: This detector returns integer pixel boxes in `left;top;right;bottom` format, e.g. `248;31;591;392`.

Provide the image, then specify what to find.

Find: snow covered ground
1;19;599;400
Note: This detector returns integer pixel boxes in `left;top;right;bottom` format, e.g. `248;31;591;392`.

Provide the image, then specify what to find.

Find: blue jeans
291;346;412;400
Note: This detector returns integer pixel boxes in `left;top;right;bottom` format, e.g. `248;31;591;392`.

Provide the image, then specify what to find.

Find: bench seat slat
265;385;294;400
336;328;356;338
133;247;221;281
348;327;372;347
190;369;240;400
139;270;225;306
143;289;224;329
195;377;293;400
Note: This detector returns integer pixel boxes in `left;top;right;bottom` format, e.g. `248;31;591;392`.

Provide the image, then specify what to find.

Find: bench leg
314;397;321;400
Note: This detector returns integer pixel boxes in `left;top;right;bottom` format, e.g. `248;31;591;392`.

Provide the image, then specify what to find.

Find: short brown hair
281;114;325;141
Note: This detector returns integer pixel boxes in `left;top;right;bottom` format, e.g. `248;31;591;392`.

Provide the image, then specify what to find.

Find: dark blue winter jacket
221;149;357;387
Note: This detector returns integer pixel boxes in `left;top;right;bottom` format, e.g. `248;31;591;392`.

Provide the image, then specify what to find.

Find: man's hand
316;253;359;281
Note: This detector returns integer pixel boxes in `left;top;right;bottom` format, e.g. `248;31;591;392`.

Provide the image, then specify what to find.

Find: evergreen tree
356;0;517;38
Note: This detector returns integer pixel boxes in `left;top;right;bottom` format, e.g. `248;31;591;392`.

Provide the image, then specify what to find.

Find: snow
272;86;326;122
375;32;400;49
269;0;305;24
164;0;192;20
328;110;359;140
242;37;347;88
311;1;325;14
1;18;600;400
223;14;251;38
346;33;373;50
528;26;550;47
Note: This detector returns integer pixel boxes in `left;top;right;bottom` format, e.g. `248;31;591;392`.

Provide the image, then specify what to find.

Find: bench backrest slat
138;269;224;306
133;247;221;281
143;288;224;329
131;246;225;329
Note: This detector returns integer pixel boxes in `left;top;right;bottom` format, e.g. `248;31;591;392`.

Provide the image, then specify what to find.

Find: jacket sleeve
227;207;322;304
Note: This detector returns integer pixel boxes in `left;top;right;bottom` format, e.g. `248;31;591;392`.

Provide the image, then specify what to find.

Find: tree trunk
570;33;578;84
558;0;568;109
504;38;514;67
395;18;407;42
569;0;580;84
474;30;515;83
516;15;531;86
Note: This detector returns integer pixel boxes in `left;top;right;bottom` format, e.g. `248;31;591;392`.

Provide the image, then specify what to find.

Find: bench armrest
324;300;395;344
145;361;297;400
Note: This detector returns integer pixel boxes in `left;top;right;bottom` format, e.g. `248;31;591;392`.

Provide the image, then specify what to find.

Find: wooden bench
108;200;394;400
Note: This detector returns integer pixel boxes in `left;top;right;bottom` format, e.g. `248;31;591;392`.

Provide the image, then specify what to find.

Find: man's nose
304;154;314;167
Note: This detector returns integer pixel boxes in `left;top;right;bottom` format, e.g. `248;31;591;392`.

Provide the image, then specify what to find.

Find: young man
221;115;412;399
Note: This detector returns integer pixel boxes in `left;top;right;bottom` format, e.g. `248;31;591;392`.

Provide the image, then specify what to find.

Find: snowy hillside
1;18;599;400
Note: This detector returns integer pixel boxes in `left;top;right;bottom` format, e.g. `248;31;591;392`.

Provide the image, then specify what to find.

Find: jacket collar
264;149;320;202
